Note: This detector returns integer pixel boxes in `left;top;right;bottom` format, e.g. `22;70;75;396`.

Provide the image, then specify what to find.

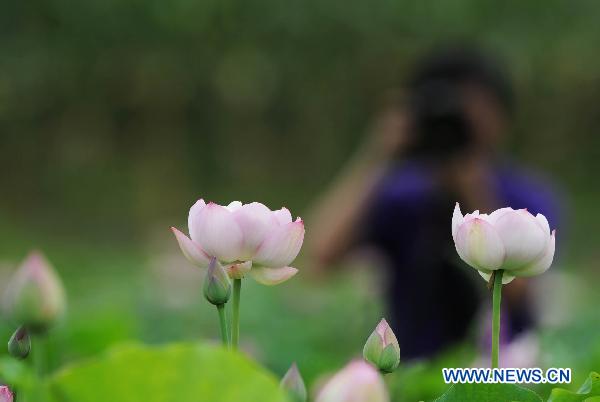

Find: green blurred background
1;0;599;400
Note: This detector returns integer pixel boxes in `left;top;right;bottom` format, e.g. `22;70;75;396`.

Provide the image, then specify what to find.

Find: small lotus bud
280;363;307;402
203;258;231;306
315;360;389;402
363;318;400;374
8;326;31;359
4;251;67;334
0;385;14;402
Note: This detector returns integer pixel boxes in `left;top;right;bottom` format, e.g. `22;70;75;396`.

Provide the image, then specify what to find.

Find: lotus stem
491;269;503;369
232;279;242;349
216;304;229;347
33;335;46;377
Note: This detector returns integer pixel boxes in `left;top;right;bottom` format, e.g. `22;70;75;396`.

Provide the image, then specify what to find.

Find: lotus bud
203;258;232;306
7;326;31;359
4;251;67;334
363;319;400;374
452;203;556;284
0;386;13;402
280;363;307;402
315;360;389;402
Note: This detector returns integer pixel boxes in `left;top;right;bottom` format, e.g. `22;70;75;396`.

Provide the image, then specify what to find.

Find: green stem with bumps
217;304;229;347
231;279;242;349
491;270;504;369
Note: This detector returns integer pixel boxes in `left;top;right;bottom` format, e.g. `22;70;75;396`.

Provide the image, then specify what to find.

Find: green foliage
0;356;33;390
0;0;599;262
0;357;48;402
547;372;600;402
46;342;289;402
539;313;600;392
434;383;543;402
387;344;477;401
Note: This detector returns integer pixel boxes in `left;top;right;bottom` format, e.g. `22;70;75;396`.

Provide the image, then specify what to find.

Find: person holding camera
309;46;561;360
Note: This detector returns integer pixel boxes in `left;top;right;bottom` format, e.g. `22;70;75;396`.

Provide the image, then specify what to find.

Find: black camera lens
411;81;472;157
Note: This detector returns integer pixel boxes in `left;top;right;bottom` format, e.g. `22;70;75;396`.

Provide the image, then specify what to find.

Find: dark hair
406;45;513;158
410;45;513;113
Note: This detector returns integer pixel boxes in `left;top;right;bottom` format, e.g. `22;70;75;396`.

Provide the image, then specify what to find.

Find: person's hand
363;91;412;161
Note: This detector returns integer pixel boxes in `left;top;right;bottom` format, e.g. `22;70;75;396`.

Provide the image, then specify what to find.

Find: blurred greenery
1;0;599;401
0;0;598;262
0;242;383;395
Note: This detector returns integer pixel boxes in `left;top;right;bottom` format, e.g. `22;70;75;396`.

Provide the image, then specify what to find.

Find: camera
410;80;473;158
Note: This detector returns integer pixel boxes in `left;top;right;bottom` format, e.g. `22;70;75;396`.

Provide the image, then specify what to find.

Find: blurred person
309;46;561;360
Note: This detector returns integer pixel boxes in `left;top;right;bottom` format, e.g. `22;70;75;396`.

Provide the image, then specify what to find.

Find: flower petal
479;271;515;284
191;203;244;262
171;227;211;268
273;207;292;225
226;201;243;211
250;266;298;285
0;386;13;402
187;199;206;241
464;210;480;221
514;230;555;277
488;207;513;224
315;360;389;402
376;318;400;353
232;202;275;260
452;202;464;242
455;218;505;270
493;209;547;269
224;260;252;279
534;213;551;235
253;219;305;267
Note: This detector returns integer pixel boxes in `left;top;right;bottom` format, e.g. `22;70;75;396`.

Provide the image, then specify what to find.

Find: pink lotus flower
172;200;304;285
0;386;13;402
452;203;556;283
315;360;389;402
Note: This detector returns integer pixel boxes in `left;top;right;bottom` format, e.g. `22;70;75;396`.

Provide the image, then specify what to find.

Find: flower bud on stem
315;360;389;402
4;252;66;335
363;319;400;374
203;258;232;347
203;258;231;306
8;326;31;359
280;363;307;402
0;385;14;402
